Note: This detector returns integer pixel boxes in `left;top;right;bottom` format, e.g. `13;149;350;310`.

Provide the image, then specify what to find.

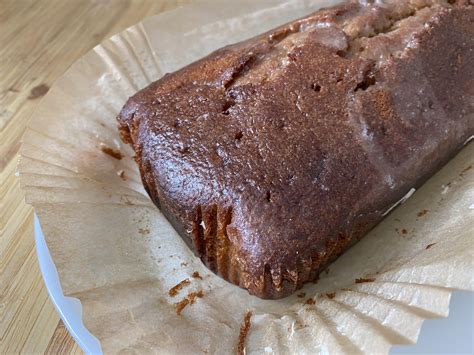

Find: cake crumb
326;292;336;299
325;268;330;275
100;143;123;160
297;292;306;298
174;290;204;315
396;227;410;236
117;170;126;180
355;277;376;284
192;271;203;280
425;243;437;250
305;298;316;305
169;279;190;297
417;209;429;217
180;262;188;267
175;298;190;315
237;311;252;355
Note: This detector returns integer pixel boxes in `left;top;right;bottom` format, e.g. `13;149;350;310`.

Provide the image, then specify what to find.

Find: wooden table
0;1;192;352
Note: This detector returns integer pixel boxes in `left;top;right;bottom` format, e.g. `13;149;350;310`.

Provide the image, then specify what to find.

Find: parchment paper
19;0;474;353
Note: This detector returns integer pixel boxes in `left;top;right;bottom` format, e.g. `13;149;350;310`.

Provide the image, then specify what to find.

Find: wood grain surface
0;1;192;353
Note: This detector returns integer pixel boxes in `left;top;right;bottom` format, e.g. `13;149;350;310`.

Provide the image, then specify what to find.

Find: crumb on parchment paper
100;142;123;160
192;271;203;280
417;209;429;217
305;298;315;305
169;279;190;297
174;290;204;315
355;277;376;284
237;311;252;355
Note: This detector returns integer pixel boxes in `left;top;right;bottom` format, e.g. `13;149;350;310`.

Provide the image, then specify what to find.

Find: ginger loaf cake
118;0;474;299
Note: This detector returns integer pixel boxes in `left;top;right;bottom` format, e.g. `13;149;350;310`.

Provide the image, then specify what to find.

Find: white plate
34;214;102;354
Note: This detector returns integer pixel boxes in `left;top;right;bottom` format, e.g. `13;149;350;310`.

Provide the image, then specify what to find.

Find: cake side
118;0;474;299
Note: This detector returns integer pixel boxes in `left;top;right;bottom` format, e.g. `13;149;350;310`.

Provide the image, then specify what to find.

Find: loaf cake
118;0;474;299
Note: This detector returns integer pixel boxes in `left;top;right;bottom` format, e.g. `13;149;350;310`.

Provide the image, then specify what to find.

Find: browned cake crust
118;0;474;299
